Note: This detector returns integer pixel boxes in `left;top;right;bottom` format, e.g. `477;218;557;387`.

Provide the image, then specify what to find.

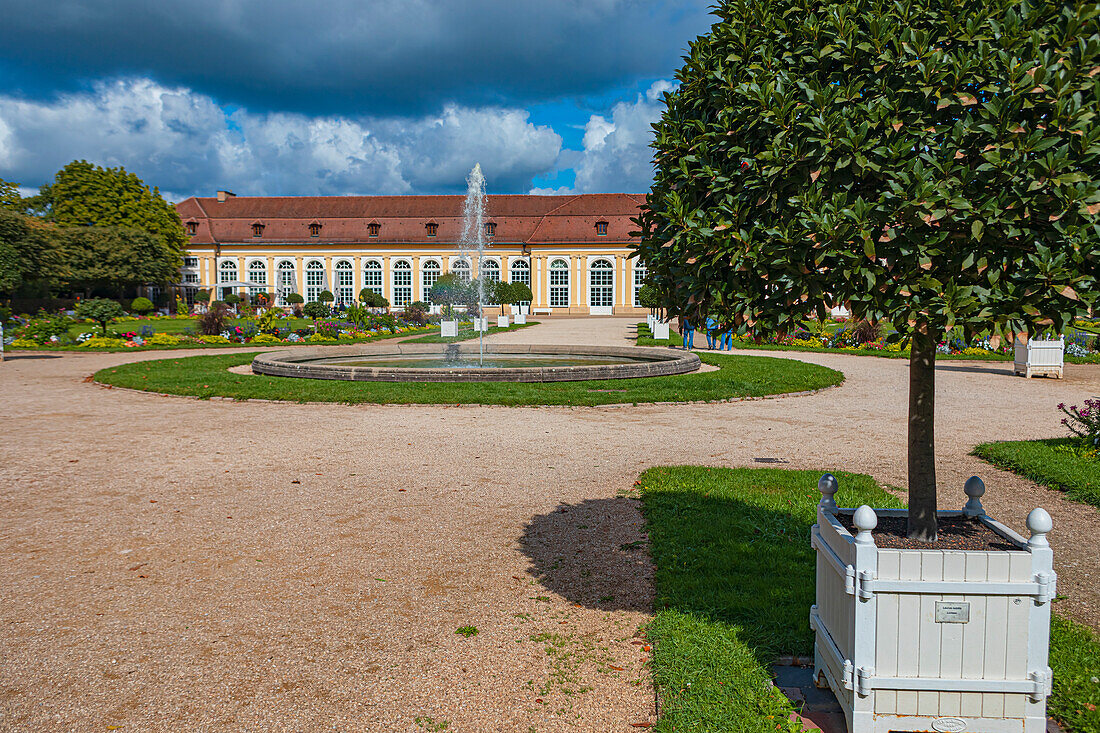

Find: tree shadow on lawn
518;486;823;661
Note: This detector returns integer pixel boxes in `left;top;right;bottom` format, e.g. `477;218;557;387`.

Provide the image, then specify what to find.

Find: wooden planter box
1014;337;1064;379
440;320;458;338
811;474;1055;733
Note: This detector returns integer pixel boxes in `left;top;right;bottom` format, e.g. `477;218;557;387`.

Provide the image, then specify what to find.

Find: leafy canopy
75;298;126;336
63;226;181;293
0;210;67;296
634;0;1100;344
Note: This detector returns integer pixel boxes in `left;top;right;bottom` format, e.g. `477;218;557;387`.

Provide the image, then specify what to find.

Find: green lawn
92;351;843;406
634;323;1100;363
404;320;538;343
636;466;1099;733
973;439;1100;509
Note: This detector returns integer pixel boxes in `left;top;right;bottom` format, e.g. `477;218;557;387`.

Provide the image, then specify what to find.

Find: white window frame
334;260;354;306
633;261;647;307
392;259;412;307
549;258;569;308
422;259;441;303
247;259;268;300
276;260;296;306
218;259;238;301
305;260;326;303
451;258;472;284
363;259;383;297
589;258;614;309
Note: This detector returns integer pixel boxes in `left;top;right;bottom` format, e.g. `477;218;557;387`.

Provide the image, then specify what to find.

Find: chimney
216;190;235;203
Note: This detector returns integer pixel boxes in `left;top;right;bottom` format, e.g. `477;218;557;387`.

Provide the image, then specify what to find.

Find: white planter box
652;321;670;340
497;315;510;328
440;320;458;338
471;317;489;332
647;314;655;330
1014;337;1064;379
517;304;529;315
811;474;1054;733
514;314;527;325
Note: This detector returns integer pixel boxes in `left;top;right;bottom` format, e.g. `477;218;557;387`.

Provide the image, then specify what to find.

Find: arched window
480;259;500;283
549;259;569;307
633;261;647;307
276;260;296;305
334;260;354;305
218;259;238;301
363;259;383;296
305;260;325;303
452;259;471;284
422;260;441;303
510;259;531;307
392;260;412;307
589;258;614;308
248;260;268;300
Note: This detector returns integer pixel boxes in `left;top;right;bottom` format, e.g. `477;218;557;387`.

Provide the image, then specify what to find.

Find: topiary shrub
303;301;329;320
129;297;154;315
223;293;241;307
75;298;126;337
319;290;334;304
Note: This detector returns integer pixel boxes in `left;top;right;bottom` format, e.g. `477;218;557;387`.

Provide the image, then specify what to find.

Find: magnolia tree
635;0;1100;540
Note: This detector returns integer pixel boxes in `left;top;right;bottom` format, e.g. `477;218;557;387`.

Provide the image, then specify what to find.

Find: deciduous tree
634;0;1100;540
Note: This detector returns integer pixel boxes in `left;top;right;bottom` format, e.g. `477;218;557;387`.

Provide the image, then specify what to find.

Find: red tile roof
175;193;645;245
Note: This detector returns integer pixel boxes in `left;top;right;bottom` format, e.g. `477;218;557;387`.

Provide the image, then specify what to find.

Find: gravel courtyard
2;317;1097;732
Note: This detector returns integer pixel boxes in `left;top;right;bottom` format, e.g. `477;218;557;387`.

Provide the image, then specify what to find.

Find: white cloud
567;79;674;194
0;78;562;197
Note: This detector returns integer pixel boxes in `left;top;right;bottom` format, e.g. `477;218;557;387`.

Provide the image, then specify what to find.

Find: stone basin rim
250;343;701;382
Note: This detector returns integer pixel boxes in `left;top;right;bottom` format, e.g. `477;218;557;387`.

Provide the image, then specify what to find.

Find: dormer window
308;222;322;237
595;221;608;236
186;221;198;235
426;222;438;237
252;222;265;237
368;222;380;237
485;222;496;237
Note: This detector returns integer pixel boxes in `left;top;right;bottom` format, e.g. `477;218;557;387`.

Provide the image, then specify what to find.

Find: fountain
459;163;489;366
249;164;702;383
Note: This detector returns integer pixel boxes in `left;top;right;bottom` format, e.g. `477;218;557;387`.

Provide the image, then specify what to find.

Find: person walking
705;316;717;349
681;318;695;350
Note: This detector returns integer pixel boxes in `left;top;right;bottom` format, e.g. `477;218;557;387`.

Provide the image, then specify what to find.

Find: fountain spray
459;164;488;366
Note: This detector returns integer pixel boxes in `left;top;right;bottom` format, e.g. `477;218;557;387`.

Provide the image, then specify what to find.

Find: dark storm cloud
0;0;710;116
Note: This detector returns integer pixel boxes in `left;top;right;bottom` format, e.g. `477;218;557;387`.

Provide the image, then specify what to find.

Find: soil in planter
837;514;1023;551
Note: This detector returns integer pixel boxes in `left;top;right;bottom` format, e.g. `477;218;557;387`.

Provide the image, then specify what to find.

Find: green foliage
637;283;660;310
75;297;125;336
15;310;74;345
129;296;154;314
0;210;67;295
635;0;1100;342
63;226;180;293
428;273;468;313
303;301;329;320
1048;614;1100;733
455;626;479;638
0;178;20;211
285;292;304;305
175;296;188;316
509;281;533;304
254;306;283;334
318;289;334;303
46;160;186;267
223;293;241;306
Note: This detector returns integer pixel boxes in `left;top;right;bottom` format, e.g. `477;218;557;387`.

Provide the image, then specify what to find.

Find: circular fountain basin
251;344;700;382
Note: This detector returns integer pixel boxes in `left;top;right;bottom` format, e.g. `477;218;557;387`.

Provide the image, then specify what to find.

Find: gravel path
1;319;1097;732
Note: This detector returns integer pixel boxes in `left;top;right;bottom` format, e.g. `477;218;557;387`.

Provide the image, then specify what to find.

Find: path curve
1;317;1097;732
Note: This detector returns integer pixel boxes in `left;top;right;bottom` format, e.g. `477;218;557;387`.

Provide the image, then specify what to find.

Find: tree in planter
302;300;329;331
508;282;533;313
634;0;1100;540
285;292;305;318
637;283;660;318
318;290;334;311
428;273;467;318
75;298;125;337
129;296;154;316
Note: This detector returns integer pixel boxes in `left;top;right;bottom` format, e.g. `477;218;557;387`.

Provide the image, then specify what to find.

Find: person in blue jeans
722;327;734;350
681;319;695;350
705;316;717;349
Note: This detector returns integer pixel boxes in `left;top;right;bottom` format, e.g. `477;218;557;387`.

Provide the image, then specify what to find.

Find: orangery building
174;191;650;316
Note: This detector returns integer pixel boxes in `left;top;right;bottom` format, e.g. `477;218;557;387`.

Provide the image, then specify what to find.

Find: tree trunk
907;324;938;541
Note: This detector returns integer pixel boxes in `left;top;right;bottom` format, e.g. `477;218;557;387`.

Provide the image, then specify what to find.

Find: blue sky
0;1;713;200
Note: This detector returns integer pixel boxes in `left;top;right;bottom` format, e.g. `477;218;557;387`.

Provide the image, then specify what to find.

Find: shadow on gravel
2;354;62;360
518;496;653;613
935;362;1015;377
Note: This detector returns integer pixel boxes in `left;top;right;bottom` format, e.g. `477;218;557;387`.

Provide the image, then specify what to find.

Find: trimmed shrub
129;297;154;315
